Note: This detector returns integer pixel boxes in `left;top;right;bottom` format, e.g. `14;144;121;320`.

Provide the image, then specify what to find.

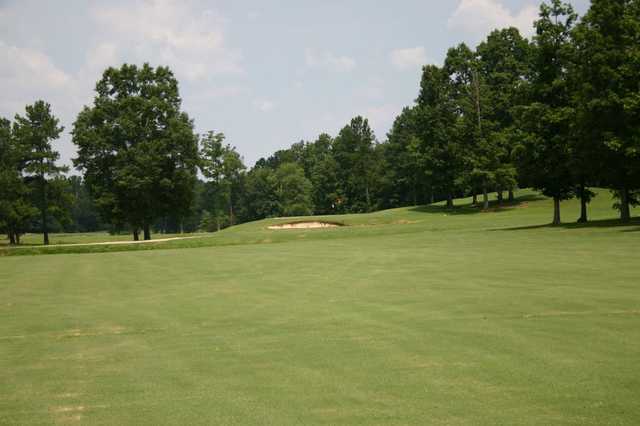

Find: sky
0;0;589;169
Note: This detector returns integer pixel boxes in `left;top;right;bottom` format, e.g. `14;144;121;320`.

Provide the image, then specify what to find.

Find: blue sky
0;0;589;167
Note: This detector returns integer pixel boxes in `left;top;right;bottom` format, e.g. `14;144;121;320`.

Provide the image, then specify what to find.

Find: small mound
268;221;343;230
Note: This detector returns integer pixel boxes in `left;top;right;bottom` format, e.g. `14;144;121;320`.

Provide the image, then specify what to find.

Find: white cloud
0;41;75;116
448;0;537;39
90;0;243;81
0;40;87;167
362;104;401;139
304;48;356;72
390;47;428;70
84;42;118;76
247;10;260;22
252;99;275;112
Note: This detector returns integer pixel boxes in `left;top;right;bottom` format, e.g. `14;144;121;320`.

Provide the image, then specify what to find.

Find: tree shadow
493;217;640;232
409;194;545;216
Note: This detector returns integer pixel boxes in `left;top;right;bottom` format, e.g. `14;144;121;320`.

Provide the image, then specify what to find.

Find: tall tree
307;134;340;214
385;106;432;207
444;43;496;209
514;0;577;225
199;131;246;227
13;101;67;244
271;163;314;217
73;64;199;240
241;167;279;221
65;176;104;232
477;28;531;203
416;65;461;208
332;116;376;212
0;117;38;245
572;0;640;222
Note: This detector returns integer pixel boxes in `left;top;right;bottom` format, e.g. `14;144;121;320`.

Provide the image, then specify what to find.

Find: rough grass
1;190;639;424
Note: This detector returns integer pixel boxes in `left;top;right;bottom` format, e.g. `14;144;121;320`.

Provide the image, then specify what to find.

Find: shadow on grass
492;217;640;232
409;194;545;216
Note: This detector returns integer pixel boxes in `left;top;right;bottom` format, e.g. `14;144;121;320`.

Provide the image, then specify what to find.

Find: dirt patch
268;221;344;230
51;405;85;413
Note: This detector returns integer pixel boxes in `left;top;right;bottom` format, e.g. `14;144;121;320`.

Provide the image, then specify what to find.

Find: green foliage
572;0;640;221
384;107;432;206
416;65;462;206
271;162;314;217
12;101;68;244
0;117;39;243
514;0;577;224
331;116;377;213
64;176;104;232
72;63;199;239
199;131;246;226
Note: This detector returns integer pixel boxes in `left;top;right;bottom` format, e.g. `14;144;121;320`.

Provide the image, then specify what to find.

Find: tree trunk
41;177;49;245
482;185;489;210
413;183;417;206
228;191;235;226
577;182;588;223
15;233;20;245
133;229;139;241
473;70;482;134
620;187;631;223
8;232;16;245
552;197;561;226
508;189;515;202
446;192;454;208
365;184;371;212
430;192;435;204
497;190;504;206
472;193;478;205
143;223;151;241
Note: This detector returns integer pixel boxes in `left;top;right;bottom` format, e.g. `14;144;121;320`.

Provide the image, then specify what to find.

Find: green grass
0;231;208;247
1;190;639;424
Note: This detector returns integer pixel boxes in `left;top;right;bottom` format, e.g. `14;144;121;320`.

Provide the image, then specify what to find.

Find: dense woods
1;0;639;244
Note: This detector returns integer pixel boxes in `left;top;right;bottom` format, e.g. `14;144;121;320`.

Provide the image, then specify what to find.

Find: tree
199;131;246;227
307;134;340;214
65;176;104;232
72;64;199;240
0;117;38;244
572;0;640;222
444;43;496;209
477;28;531;203
242;167;279;221
514;0;577;225
416;65;461;208
271;163;314;216
385;106;432;207
333;116;377;213
13;101;67;244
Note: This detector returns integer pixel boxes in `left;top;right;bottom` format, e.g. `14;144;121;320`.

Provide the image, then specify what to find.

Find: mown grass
1;189;639;424
2;189;638;257
0;231;209;248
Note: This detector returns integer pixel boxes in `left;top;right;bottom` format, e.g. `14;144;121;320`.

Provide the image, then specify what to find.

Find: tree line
243;0;640;225
2;0;638;245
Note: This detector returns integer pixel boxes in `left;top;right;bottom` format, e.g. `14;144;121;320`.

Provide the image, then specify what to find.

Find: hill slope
2;188;637;256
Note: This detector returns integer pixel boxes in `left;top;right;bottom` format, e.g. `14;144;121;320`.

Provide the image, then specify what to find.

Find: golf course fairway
1;191;639;425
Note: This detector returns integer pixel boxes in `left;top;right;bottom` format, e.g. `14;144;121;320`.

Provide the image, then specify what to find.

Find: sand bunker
268;221;343;230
